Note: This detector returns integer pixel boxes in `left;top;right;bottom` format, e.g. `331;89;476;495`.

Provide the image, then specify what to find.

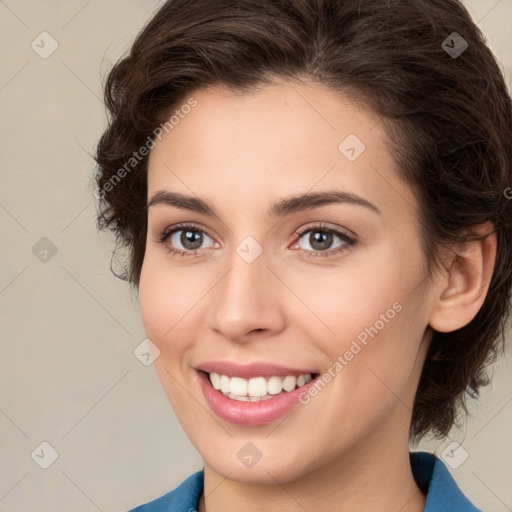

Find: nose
207;246;286;343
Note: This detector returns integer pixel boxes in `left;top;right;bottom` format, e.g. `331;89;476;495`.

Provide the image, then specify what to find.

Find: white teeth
210;372;221;390
226;392;273;402
226;392;250;401
230;376;248;396
267;375;283;395
282;375;297;392
220;374;230;393
207;372;314;400
248;376;267;397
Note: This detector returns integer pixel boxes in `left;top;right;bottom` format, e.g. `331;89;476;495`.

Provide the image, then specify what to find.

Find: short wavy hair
94;0;512;440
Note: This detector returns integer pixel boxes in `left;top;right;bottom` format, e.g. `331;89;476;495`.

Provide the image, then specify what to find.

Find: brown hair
94;0;512;440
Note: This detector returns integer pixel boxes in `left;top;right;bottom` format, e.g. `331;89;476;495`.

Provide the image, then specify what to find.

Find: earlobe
429;222;497;333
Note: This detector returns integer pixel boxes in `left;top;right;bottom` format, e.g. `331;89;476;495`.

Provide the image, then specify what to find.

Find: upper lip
196;361;318;378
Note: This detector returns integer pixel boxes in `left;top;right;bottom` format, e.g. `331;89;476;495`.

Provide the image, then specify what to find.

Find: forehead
146;80;416;217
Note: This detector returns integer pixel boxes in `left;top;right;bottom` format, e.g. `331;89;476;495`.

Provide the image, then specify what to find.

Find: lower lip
197;370;319;426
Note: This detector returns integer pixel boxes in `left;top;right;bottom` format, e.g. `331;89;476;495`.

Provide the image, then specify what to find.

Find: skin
138;78;496;512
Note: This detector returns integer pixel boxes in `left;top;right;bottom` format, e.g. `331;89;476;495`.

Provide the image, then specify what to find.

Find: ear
429;222;497;333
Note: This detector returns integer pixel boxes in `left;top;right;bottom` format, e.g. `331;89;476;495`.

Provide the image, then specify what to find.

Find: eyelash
154;222;357;259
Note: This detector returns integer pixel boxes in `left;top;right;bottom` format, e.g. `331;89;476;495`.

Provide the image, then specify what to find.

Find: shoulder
410;451;482;512
126;469;204;512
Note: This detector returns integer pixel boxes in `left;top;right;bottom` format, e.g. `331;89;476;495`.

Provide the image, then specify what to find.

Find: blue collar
128;451;481;511
410;451;481;511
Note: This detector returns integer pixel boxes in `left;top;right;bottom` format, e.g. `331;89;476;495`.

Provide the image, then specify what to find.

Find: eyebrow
147;190;381;217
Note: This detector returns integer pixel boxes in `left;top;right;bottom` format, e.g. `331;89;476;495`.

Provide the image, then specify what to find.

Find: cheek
138;262;199;415
286;246;427;401
279;249;414;351
138;252;204;348
321;290;427;429
138;271;169;348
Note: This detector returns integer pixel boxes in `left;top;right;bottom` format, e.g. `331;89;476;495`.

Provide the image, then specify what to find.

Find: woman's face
139;79;435;484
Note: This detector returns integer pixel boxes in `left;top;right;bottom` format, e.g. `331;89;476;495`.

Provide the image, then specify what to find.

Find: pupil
311;231;332;250
182;230;202;250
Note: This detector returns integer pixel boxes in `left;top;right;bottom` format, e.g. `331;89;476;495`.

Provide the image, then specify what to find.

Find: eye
154;222;215;257
154;221;357;259
291;223;357;258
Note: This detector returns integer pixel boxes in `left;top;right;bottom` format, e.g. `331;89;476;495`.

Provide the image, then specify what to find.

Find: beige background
0;1;511;511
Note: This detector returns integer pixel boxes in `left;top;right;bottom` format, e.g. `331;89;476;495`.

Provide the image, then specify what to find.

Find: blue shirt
127;451;481;511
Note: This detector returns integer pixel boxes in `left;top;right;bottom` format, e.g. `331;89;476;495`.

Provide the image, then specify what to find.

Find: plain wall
0;1;511;511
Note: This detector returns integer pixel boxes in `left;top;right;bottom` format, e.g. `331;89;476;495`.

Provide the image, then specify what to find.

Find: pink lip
196;360;318;378
196;370;320;426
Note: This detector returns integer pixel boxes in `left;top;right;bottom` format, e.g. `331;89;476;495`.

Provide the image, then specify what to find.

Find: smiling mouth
199;370;320;402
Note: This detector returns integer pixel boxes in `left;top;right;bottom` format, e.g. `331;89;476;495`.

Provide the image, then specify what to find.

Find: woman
94;0;512;510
